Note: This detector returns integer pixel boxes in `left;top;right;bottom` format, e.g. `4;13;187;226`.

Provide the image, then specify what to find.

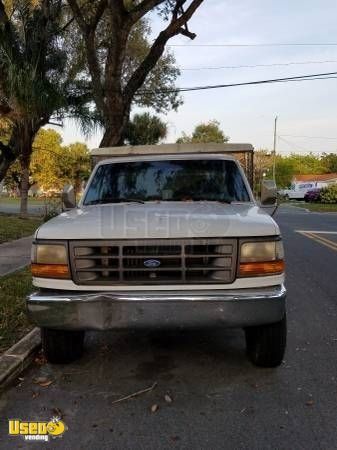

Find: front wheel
244;314;287;367
41;328;85;364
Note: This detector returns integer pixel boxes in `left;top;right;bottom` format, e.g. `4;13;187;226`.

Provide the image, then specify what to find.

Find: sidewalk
0;236;32;276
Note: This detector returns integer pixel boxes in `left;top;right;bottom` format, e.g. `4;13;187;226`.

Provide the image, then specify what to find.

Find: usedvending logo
9;416;67;442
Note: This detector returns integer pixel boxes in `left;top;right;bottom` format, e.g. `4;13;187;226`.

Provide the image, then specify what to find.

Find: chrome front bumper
27;285;286;330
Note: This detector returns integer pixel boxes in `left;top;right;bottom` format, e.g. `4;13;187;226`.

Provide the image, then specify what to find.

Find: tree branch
178;27;196;39
172;0;186;21
124;0;203;104
0;99;11;116
67;0;108;117
89;0;107;28
0;0;19;56
128;0;166;24
67;0;88;31
0;0;9;25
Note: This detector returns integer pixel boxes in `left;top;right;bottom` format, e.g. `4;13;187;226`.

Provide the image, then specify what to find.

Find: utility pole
272;116;278;182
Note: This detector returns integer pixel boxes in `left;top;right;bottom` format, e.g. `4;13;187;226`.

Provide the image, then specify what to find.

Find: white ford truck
27;143;286;367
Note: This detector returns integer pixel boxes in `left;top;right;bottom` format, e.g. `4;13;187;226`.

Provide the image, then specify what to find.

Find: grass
0;268;34;354
0;213;43;244
287;202;337;212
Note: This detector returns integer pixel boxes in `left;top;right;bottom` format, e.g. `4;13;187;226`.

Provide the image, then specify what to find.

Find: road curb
0;327;41;390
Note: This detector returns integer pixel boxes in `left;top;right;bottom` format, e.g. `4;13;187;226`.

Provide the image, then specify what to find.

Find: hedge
320;184;337;203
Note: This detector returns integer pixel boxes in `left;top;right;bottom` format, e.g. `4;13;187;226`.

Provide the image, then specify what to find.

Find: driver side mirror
62;185;76;210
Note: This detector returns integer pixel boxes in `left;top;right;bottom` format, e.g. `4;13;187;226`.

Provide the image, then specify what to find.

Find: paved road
0;200;44;216
0;237;32;276
1;206;337;450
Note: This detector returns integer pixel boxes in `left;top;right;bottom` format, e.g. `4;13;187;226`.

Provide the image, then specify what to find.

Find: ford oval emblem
143;259;161;268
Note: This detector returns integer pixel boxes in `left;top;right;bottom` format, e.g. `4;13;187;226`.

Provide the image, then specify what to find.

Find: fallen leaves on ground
52;407;63;418
34;353;47;366
164;394;173;404
151;404;159;413
33;377;54;387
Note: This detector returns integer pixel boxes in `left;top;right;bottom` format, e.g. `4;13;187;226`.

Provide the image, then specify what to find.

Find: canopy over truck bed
91;143;254;187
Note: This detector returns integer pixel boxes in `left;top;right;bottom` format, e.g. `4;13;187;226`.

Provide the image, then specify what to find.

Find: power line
279;134;337;141
138;71;337;94
278;136;314;153
169;42;337;48
181;59;337;71
278;136;334;153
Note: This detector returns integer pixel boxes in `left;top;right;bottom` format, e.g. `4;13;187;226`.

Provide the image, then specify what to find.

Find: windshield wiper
215;199;232;204
179;198;232;204
85;198;145;205
121;198;145;204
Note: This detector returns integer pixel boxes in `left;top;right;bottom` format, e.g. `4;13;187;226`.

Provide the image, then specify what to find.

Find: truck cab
27;144;286;367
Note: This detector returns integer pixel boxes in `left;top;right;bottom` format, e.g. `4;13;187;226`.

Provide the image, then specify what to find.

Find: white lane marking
295;230;337;234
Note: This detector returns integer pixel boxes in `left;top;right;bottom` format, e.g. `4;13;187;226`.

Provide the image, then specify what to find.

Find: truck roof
90;143;255;186
95;153;238;167
91;143;254;159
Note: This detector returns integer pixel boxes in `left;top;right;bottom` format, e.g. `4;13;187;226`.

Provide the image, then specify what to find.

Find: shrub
320;185;337;203
42;197;62;222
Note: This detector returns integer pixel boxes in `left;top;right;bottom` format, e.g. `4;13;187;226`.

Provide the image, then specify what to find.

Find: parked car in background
304;188;321;203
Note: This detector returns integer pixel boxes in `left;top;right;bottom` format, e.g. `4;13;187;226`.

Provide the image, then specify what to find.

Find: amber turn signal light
31;263;70;279
239;260;285;277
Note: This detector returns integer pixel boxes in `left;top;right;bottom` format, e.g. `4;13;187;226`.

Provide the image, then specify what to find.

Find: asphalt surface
1;205;337;450
0;201;44;216
0;236;32;276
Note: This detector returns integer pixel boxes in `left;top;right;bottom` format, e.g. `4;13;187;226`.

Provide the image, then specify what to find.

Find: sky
56;0;337;156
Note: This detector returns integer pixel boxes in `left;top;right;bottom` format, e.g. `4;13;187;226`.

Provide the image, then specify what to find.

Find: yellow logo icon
9;417;68;442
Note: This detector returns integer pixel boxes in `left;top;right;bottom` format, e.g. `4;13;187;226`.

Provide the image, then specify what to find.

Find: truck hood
36;202;279;240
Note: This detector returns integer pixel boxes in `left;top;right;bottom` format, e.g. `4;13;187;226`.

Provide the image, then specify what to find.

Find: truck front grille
69;238;237;285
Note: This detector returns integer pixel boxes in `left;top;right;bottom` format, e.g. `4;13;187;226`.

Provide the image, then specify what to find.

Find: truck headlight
238;240;285;277
31;243;70;279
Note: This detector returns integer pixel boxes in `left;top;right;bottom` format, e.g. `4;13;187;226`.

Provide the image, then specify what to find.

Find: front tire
41;328;85;364
245;314;287;367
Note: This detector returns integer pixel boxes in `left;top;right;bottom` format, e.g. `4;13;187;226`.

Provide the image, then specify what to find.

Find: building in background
292;173;337;186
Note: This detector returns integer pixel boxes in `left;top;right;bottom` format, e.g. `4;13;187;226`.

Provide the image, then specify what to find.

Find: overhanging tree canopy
0;0;92;214
67;0;204;146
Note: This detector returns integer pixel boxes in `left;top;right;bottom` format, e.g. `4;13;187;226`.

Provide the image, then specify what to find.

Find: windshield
83;159;251;205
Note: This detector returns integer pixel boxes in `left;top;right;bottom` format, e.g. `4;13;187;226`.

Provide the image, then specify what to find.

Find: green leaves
320;185;337;204
30;129;90;192
177;120;229;144
0;0;68;120
125;112;167;145
4;128;90;193
123;18;182;113
0;0;93;185
275;153;327;188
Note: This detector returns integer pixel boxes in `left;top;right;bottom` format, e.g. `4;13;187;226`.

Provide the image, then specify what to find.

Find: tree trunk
16;123;35;217
0;154;14;181
99;98;130;147
100;124;125;147
0;139;17;181
19;159;30;217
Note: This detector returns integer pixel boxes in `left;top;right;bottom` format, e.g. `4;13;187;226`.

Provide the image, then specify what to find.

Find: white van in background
279;181;328;200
